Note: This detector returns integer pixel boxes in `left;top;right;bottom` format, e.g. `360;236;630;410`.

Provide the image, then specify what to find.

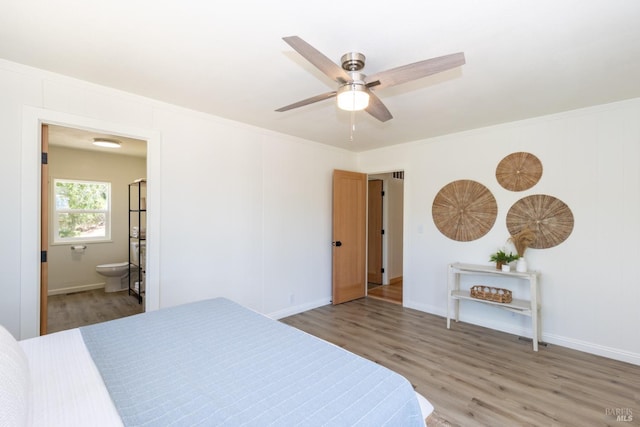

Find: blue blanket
80;298;423;426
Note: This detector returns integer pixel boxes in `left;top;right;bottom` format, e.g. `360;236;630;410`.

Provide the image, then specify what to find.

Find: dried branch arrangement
509;228;537;257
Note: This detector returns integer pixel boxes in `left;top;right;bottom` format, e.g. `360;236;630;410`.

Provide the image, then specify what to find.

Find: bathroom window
53;179;111;243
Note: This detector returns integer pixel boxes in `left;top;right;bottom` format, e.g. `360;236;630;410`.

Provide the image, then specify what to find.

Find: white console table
446;262;542;351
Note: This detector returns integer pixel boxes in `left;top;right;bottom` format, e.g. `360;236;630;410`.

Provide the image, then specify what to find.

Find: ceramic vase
516;257;527;273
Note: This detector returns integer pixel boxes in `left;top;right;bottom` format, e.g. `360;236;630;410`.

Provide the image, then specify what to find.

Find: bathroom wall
48;145;147;294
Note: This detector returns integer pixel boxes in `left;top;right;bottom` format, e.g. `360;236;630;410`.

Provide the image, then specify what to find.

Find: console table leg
446;288;451;329
531;275;539;351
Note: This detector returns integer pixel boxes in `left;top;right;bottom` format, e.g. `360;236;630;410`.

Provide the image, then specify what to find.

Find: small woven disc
432;180;497;242
496;152;543;191
506;194;574;249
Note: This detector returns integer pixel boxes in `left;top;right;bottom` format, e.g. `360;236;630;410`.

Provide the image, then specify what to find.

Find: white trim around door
20;106;162;339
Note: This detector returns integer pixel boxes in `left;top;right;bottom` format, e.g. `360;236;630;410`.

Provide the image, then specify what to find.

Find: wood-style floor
47;289;144;334
368;280;403;304
281;297;640;427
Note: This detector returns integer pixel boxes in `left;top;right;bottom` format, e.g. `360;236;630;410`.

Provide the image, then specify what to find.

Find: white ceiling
48;125;147;157
2;1;639;152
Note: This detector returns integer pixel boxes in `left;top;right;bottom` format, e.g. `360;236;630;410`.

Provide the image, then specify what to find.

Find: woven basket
470;285;512;303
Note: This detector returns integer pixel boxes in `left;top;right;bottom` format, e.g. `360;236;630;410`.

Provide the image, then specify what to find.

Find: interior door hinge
41;250;47;263
381;229;385;235
381;267;385;273
41;152;48;165
381;190;385;197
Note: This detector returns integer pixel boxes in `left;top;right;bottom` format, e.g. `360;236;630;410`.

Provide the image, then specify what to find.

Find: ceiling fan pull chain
349;111;356;142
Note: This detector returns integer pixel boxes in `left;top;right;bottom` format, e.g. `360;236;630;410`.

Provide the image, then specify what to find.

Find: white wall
2;57;638;365
47;146;146;294
152;107;355;314
0;59;357;339
359;99;640;364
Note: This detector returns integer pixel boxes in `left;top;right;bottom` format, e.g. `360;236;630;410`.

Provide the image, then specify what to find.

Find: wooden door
332;170;366;304
367;179;383;285
40;124;49;335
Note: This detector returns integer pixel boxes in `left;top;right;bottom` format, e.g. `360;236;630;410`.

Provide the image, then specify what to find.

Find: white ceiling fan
276;36;465;122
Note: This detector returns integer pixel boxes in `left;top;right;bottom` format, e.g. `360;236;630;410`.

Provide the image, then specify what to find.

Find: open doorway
367;171;404;304
43;124;147;333
20;107;160;339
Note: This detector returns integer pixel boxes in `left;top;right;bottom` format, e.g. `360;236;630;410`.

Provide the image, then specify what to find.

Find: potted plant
489;249;519;270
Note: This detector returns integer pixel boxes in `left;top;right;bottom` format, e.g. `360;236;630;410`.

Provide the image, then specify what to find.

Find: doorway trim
20;106;161;339
366;170;405;299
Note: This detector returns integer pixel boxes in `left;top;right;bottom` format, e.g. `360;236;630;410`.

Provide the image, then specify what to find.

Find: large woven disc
496;152;543;191
506;195;574;249
432;180;497;242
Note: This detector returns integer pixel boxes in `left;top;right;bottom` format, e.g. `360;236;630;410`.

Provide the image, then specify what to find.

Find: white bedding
19;329;123;427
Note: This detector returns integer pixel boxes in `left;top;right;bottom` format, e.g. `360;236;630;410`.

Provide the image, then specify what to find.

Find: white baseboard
48;282;105;296
404;299;640;366
541;333;640;366
268;297;331;320
404;300;443;315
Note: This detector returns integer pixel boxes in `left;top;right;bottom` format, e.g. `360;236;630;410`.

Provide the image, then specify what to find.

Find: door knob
332;241;342;247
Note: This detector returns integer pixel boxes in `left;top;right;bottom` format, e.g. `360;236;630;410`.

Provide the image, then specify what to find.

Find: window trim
52;178;112;244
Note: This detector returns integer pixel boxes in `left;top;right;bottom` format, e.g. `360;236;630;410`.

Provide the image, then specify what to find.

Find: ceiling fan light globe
336;84;370;111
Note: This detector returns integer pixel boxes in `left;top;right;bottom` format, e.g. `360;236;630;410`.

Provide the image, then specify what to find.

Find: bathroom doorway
42;124;147;333
367;171;404;305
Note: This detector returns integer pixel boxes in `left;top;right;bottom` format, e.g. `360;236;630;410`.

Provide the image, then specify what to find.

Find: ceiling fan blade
365;91;393;122
282;36;351;84
365;52;465;90
275;91;337;112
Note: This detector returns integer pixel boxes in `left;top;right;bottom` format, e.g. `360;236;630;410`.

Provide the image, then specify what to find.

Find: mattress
17;298;432;426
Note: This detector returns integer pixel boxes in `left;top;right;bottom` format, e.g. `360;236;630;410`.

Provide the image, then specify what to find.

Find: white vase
516;257;527;272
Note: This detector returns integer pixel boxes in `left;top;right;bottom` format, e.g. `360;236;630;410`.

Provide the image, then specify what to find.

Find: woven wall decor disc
496;152;543;191
432;180;497;242
506;194;574;249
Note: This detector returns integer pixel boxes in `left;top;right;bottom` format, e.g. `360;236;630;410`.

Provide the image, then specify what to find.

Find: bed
2;297;433;426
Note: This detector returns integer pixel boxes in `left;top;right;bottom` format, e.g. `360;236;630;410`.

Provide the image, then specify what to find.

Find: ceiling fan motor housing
341;52;366;71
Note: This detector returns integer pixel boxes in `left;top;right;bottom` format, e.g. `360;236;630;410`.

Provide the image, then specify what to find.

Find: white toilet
96;262;130;292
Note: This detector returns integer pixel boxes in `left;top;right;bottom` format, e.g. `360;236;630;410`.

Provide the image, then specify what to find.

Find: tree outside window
53;179;111;243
